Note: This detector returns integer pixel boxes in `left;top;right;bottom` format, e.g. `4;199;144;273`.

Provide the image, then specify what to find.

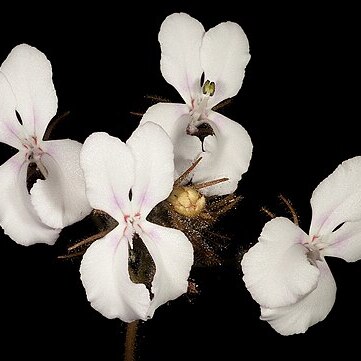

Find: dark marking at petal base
191;123;215;151
128;234;156;299
27;162;45;193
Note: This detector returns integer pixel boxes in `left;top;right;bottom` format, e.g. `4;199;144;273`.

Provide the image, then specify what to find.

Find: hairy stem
174;157;202;187
124;321;139;361
194;177;229;190
279;194;299;225
260;206;276;219
67;229;111;251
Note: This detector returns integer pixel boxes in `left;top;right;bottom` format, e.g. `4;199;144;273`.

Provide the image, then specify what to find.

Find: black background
1;2;360;360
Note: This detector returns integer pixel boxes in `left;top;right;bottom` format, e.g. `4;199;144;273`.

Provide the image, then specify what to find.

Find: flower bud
168;186;206;217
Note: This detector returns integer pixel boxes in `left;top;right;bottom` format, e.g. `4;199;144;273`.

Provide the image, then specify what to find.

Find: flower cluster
1;12;361;338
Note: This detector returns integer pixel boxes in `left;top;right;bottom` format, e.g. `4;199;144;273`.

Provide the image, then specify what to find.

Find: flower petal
140;221;193;318
0;44;57;139
242;217;319;308
159;13;204;105
192;111;252;196
30;139;91;229
310;156;361;237
323;220;361;262
261;260;336;335
80;132;134;222
0;73;24;149
0;153;59;245
80;226;150;322
126;122;175;217
140;103;202;179
200;22;250;108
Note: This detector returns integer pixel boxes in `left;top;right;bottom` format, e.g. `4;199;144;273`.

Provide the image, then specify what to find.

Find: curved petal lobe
159;13;204;105
200;22;250;108
126;122;175;217
141;221;193;318
140;103;202;179
192;111;252;196
261;260;336;335
30;139;91;229
0;153;59;245
310;156;361;237
0;44;57;139
80;226;150;322
242;217;319;308
323;220;361;262
80;132;134;222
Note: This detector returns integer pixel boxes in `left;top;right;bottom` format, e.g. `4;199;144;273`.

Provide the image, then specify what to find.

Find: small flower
79;122;194;322
242;156;361;335
0;44;91;245
141;12;253;196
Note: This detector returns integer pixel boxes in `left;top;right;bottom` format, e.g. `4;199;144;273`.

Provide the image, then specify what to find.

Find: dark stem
144;94;171;103
129;111;144;117
279;194;299;225
67;229;111;251
260;206;276;219
43;111;70;141
174;157;202;187
194;177;229;190
124;321;139;361
212;98;233;111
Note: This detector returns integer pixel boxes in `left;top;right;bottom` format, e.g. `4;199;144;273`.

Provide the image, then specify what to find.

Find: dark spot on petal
15;110;23;125
128;234;156;299
26;162;45;193
332;222;345;233
128;189;133;201
191;123;215;151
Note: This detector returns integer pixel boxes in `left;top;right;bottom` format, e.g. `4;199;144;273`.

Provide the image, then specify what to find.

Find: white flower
140;13;253;196
242;156;361;335
0;44;91;245
79;122;194;322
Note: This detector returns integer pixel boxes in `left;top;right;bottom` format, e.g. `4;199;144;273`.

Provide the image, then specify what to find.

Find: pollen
168;186;206;217
202;80;215;96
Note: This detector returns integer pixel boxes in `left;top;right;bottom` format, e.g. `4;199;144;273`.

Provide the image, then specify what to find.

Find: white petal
323;220;361;262
310;156;361;237
261;260;336;335
192;111;252;196
242;217;319;308
200;22;250;108
140;221;193;318
80;132;134;222
159;13;204;105
30;139;91;229
126;122;175;217
0;73;24;149
80;226;150;322
140;103;202;179
0;44;57;139
0;153;59;245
